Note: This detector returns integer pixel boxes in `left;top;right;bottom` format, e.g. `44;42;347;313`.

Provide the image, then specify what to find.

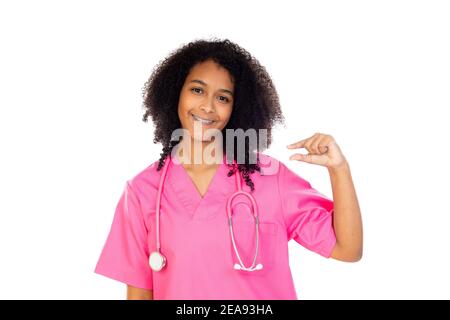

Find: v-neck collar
167;154;235;221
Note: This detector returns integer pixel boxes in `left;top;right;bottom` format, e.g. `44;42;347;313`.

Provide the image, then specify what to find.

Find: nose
200;104;215;114
200;96;216;114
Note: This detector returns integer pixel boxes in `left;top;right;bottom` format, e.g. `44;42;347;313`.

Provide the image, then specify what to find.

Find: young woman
94;39;363;300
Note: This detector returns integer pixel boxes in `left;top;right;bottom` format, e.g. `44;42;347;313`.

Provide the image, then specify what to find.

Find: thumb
290;153;328;166
289;153;312;162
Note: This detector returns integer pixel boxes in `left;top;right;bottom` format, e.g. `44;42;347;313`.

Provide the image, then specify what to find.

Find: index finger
286;139;306;149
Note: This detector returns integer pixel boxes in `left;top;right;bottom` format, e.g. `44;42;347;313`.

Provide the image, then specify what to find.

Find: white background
0;0;449;299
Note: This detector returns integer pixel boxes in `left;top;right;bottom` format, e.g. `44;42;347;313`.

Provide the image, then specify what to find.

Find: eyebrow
189;79;234;97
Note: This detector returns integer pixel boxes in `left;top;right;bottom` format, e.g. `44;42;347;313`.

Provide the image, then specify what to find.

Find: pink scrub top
94;153;336;300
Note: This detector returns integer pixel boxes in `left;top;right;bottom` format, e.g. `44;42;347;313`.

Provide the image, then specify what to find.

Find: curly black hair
142;38;285;191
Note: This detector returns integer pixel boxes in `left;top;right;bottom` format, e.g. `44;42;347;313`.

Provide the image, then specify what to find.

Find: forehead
186;60;234;86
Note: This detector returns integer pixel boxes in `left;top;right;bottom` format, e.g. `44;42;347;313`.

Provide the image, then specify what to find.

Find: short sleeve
278;163;336;258
94;181;153;290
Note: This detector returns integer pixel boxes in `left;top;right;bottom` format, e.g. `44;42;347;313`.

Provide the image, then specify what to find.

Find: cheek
220;105;233;123
178;92;190;114
177;103;190;130
177;94;196;125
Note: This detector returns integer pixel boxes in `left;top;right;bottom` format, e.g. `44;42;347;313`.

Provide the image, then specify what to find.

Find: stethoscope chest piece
149;251;166;272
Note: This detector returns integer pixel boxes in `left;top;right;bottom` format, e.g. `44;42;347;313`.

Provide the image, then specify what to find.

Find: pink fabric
94;153;336;299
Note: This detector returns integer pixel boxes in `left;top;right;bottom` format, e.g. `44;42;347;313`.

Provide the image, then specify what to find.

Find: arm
94;181;155;299
127;285;154;300
328;161;363;262
287;133;363;262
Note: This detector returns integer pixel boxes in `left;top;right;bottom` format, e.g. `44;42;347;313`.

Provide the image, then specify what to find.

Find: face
178;59;234;143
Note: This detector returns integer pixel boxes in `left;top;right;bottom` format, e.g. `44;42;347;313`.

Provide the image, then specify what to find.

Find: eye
191;87;203;94
218;95;230;103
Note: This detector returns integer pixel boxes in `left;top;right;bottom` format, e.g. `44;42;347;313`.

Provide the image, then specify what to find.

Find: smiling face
177;59;234;143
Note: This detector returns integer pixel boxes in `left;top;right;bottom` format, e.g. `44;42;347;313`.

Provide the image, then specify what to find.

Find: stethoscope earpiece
234;263;264;272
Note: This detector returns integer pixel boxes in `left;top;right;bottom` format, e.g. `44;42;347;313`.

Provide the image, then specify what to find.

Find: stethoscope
148;154;263;272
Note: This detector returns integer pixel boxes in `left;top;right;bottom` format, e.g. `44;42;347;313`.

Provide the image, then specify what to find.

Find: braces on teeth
193;114;214;124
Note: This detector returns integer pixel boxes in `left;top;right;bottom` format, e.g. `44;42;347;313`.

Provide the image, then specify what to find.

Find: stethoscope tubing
151;154;262;272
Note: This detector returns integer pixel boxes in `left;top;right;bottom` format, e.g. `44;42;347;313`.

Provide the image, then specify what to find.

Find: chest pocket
229;218;278;276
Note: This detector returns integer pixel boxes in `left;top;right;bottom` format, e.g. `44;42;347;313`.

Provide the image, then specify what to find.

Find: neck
174;138;224;172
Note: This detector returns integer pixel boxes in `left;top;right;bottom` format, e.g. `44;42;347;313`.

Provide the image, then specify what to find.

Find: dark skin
127;59;234;299
127;285;153;300
127;61;363;299
176;59;234;197
287;134;363;262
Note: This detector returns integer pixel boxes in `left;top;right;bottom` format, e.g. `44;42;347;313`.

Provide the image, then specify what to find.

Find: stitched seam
277;163;290;240
126;180;149;235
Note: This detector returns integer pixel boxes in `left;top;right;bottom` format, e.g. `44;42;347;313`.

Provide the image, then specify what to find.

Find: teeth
192;114;214;124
